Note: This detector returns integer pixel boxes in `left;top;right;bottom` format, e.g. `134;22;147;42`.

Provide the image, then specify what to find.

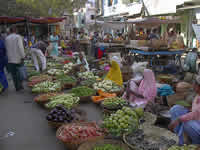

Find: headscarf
131;62;148;74
111;56;122;68
105;56;123;86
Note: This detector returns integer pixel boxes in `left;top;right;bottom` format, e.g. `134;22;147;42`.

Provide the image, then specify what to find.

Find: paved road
0;80;102;150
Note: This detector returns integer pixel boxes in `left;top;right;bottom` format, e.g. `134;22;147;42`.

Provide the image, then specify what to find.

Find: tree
15;0;88;17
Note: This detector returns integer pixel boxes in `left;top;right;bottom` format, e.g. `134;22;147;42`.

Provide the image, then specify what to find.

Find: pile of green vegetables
45;94;80;109
102;97;127;109
56;75;77;85
32;81;61;93
93;144;124;150
78;72;99;80
0;83;3;93
80;79;97;87
93;80;122;93
47;62;63;68
27;71;40;78
71;86;96;97
168;145;197;150
102;107;143;136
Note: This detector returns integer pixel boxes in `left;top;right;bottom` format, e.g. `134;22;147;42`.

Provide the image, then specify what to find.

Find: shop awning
108;17;181;25
0;16;25;24
29;17;65;24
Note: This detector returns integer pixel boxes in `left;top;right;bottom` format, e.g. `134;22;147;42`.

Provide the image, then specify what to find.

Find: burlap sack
176;82;192;93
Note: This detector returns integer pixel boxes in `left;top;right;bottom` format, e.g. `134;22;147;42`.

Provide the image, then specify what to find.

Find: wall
103;0;141;17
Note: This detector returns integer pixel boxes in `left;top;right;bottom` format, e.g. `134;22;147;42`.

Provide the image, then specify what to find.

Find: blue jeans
170;105;200;145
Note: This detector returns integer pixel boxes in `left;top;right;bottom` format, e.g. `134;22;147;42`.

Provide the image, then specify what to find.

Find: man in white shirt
5;26;25;91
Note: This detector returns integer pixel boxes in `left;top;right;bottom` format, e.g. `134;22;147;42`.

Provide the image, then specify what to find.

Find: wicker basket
48;109;87;129
79;96;92;103
56;122;104;150
78;139;130;150
62;82;77;89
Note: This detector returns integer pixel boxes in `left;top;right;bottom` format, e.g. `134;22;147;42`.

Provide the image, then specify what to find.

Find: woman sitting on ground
122;62;157;108
169;76;200;145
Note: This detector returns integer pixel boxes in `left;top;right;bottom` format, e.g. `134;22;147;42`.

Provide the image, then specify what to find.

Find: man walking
30;38;48;72
5;26;25;91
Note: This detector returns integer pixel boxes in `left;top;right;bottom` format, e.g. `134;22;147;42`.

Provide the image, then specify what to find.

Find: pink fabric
180;96;200;122
123;69;157;107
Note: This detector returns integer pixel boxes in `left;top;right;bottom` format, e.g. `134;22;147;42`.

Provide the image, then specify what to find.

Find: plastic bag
18;65;28;81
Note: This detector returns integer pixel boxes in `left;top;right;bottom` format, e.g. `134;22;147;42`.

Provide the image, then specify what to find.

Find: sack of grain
176;82;192;93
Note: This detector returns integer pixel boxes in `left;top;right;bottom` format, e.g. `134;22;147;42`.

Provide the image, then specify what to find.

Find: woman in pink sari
123;62;157;108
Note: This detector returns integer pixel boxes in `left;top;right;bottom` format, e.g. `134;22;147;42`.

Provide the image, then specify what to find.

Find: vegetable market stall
128;49;185;72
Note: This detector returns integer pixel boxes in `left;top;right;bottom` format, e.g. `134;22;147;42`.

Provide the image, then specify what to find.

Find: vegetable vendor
104;56;123;87
49;32;59;57
0;35;8;92
168;76;200;145
76;52;90;71
122;62;157;108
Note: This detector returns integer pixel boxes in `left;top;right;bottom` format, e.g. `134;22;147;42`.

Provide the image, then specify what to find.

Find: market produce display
168;145;198;150
34;93;61;103
46;105;79;123
56;122;104;142
28;71;40;78
92;90;117;103
47;69;64;76
47;62;63;68
102;107;140;136
125;129;176;150
29;74;51;82
93;80;121;92
80;79;97;87
45;94;80;109
63;63;74;74
78;71;99;80
0;83;3;93
28;75;52;87
102;97;127;109
32;81;61;93
93;144;124;150
71;86;96;97
56;74;77;85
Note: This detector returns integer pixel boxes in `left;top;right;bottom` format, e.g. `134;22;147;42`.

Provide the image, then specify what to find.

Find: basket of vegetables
93;80;123;95
46;105;87;128
123;128;177;150
92;90;117;104
80;79;97;88
71;86;96;103
47;69;64;76
32;81;62;93
56;122;104;150
101;97;128;114
102;107;142;137
34;93;63;105
78;139;130;150
78;72;99;80
45;94;80;110
56;75;77;89
63;63;75;75
28;75;53;87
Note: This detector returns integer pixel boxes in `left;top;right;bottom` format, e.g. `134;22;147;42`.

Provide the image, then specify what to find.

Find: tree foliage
0;0;88;17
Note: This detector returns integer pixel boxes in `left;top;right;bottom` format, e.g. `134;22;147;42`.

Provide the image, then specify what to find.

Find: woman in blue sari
50;32;59;57
0;36;8;92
